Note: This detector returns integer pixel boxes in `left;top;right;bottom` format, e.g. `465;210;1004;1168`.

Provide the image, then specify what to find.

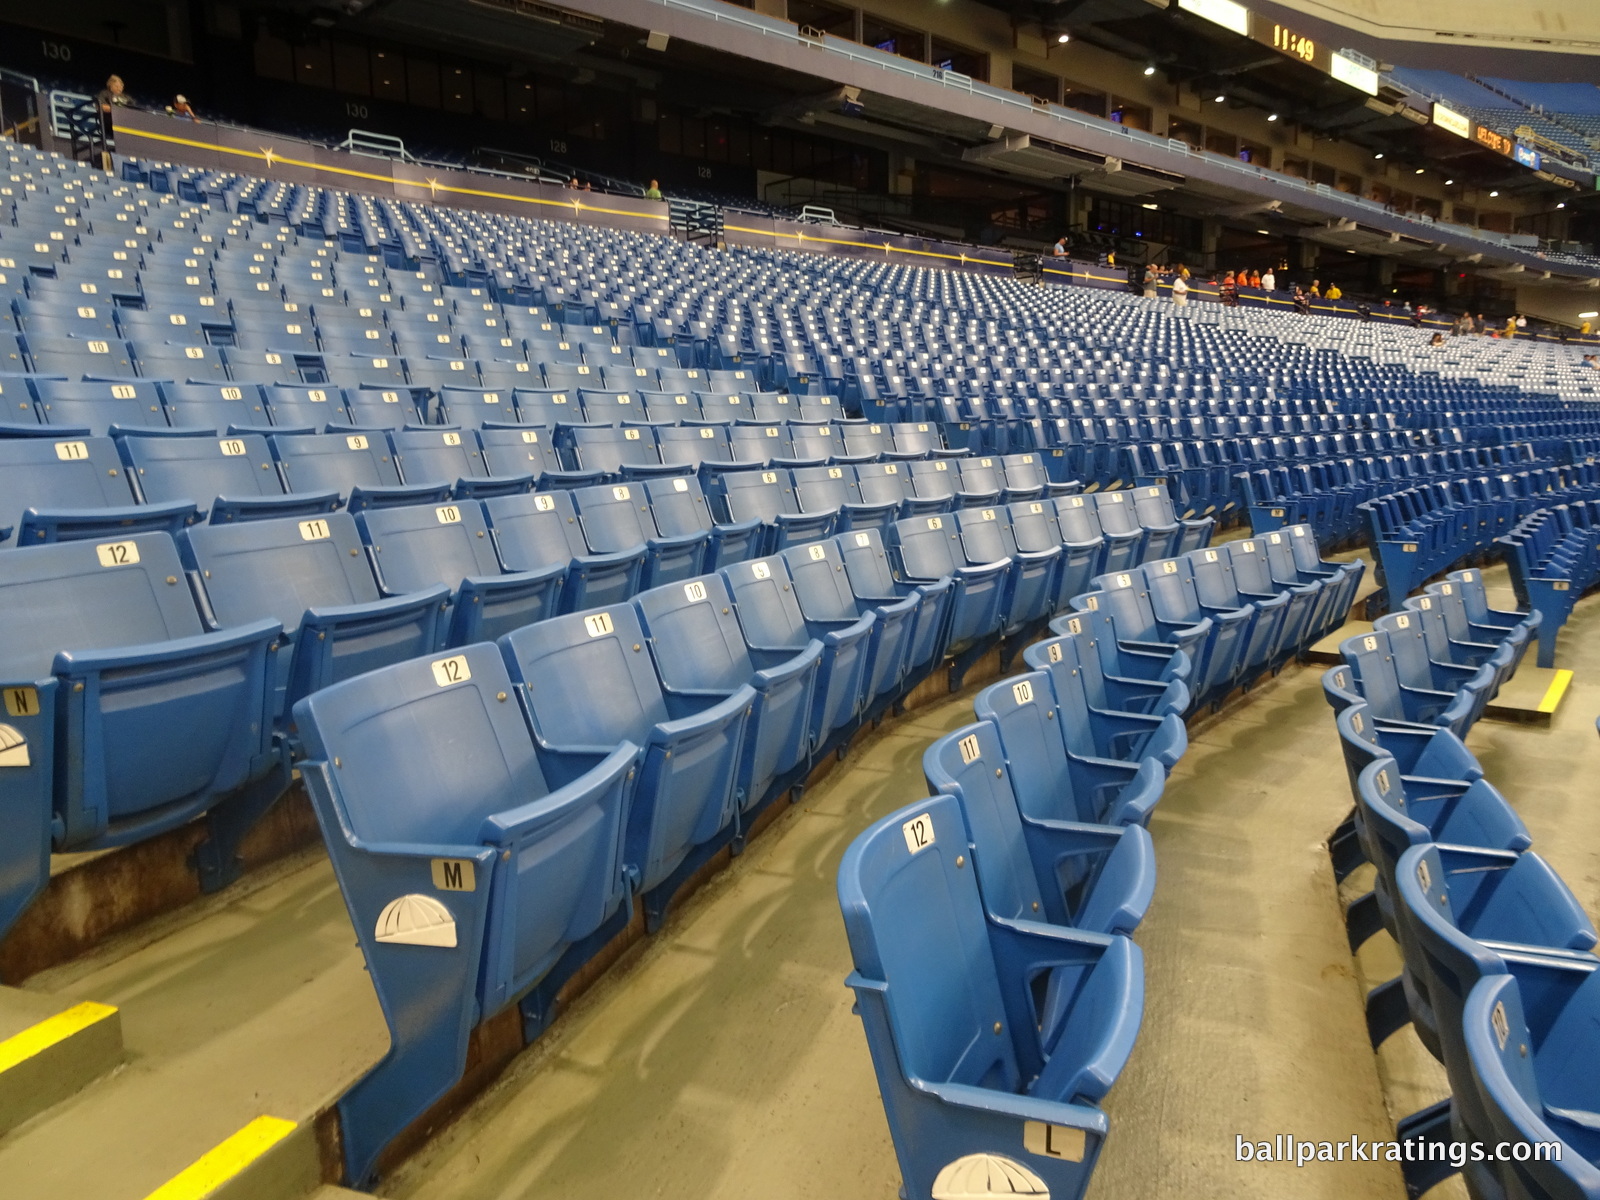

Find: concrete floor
5;555;1592;1200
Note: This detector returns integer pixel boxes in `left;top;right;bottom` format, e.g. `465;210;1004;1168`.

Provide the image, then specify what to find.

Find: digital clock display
1272;25;1316;62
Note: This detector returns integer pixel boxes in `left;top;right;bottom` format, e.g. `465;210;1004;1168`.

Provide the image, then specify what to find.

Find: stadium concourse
1;135;1599;1200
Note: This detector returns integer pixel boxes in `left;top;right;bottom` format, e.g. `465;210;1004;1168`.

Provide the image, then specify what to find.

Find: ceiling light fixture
1489;190;1499;197
1373;152;1384;159
1557;202;1566;209
1267;113;1279;121
1215;94;1226;102
1143;64;1157;75
1444;178;1454;185
1415;167;1424;174
1580;311;1599;319
1057;32;1070;43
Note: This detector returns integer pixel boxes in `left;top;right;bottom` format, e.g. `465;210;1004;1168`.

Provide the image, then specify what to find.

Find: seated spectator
1429;332;1445;346
170;95;198;121
96;75;131;113
1308;280;1322;299
1325;283;1342;300
1052;235;1068;257
644;180;663;200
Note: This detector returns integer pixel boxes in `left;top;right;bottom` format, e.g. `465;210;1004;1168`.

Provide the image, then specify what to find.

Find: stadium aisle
0;852;386;1198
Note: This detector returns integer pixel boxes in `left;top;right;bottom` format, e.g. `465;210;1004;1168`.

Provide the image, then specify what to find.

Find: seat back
34;377;166;433
1091;491;1141;536
184;511;380;638
345;387;425;430
125;433;284;507
267;385;349;429
953;507;1013;567
956;456;1003;498
1052;495;1104;544
642;475;715;538
358;499;501;594
1006;500;1063;554
854;461;909;508
0;435;138;544
483;490;589;570
500;603;670;748
161;382;270;432
512;388;580;427
393;429;486;486
573;482;656;553
273;432;404;495
906;460;958;501
719;468;792;525
654;423;726;468
923;721;1046;924
632;573;756;694
790;465;853;517
891;514;962;581
836;792;1021;1090
973;669;1091;823
295;643;551;845
721;554;810;652
478;426;563;480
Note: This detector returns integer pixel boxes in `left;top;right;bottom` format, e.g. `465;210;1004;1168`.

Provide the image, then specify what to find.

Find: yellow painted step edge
0;1001;118;1074
1539;669;1575;714
142;1116;299;1200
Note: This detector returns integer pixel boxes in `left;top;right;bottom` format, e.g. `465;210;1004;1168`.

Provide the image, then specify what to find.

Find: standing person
1505;314;1517;338
1220;270;1237;307
1260;267;1275;292
1171;274;1189;308
1475;313;1487;335
1142;267;1158;299
1309;280;1322;299
1516;313;1528;337
644;179;663;200
1325;283;1342;301
1052;235;1068;257
1248;269;1261;288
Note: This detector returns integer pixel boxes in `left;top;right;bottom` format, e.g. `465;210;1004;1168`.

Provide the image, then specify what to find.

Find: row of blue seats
1362;472;1600;616
1319;592;1593;1199
1335;569;1537;740
1499;502;1600;667
1063;525;1363;711
831;525;1360;1199
294;502;1101;1182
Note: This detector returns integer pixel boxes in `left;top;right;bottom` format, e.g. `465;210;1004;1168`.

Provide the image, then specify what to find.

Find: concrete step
0;987;121;1135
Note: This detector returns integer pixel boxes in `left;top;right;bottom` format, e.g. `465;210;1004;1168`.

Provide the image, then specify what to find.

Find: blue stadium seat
924;720;1155;938
356;500;563;643
182;510;447;721
1138;556;1251;706
890;514;1007;673
483;490;642;612
0;532;286;943
639;474;762;571
1394;841;1596;1194
1089;568;1212;685
838;526;952;681
1464;968;1600;1199
34;377;167;434
572;482;708;587
271;432;450;511
790;465;897;535
500;603;751;927
477;427;604;490
295;644;637;1186
838;792;1143;1200
1051;496;1115;576
716;468;836;554
786;536;915;719
124;431;340;522
633;572;820;813
974;669;1168;829
265;384;350;430
1228;537;1319;667
0;433;195;547
955;506;1057;636
722;553;868;755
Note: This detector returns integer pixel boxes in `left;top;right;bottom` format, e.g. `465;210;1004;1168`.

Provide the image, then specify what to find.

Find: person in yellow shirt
1325;284;1342;301
1582;319;1592;335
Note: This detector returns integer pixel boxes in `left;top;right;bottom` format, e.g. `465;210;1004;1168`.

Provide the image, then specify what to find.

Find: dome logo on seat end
0;724;29;768
931;1153;1050;1198
375;894;457;948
